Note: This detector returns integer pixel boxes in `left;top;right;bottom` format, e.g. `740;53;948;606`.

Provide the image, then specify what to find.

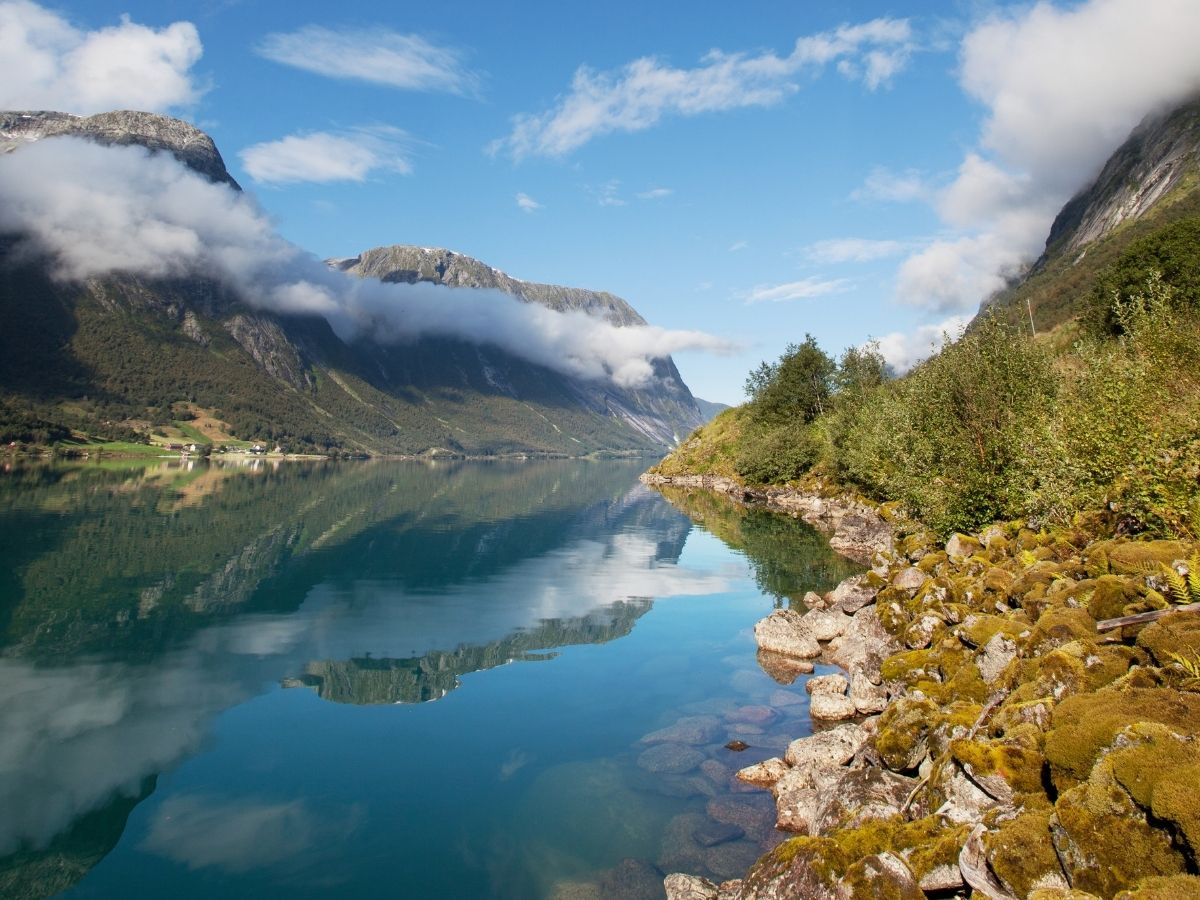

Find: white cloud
515;191;541;213
0;1;203;114
741;277;848;304
256;26;478;95
490;18;913;159
896;0;1200;313
0;138;732;389
239;127;411;185
850;166;930;203
588;178;626;207
805;237;907;263
874;314;971;373
636;187;672;200
728;240;748;252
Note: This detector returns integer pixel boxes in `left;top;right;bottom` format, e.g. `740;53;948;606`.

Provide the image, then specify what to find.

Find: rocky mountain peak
1039;94;1200;265
0;109;239;189
333;244;646;328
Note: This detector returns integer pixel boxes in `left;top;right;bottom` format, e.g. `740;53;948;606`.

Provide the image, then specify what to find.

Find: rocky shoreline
642;472;1200;899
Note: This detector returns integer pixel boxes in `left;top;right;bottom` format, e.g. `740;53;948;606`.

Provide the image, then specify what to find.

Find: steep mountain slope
0;111;705;454
987;93;1200;330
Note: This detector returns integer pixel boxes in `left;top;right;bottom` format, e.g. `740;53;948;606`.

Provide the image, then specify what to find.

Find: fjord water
0;459;857;899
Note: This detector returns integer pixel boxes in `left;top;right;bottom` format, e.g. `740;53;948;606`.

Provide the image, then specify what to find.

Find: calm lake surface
0;458;858;899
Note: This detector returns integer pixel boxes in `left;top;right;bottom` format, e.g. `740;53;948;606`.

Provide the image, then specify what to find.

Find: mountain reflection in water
0;458;855;899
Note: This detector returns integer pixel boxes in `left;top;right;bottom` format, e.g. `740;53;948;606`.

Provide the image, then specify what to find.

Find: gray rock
753;610;820;658
805;674;857;721
735;757;789;788
800;607;852;642
850;672;889;714
825;605;901;682
839;853;924;900
977;633;1018;685
638;743;707;775
768;689;803;708
641;716;724;746
892;566;928;592
693;821;745;848
664;873;718;900
814;766;915;833
726;705;778;726
784;723;869;771
825;573;879;614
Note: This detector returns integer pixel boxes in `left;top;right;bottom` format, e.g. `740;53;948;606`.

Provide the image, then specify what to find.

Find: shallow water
0;458;858;899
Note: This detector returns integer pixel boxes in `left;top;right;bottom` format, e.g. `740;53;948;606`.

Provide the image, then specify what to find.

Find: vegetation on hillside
655;215;1200;538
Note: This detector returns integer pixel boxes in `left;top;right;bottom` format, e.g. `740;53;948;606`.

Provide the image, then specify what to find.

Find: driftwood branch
1096;602;1200;633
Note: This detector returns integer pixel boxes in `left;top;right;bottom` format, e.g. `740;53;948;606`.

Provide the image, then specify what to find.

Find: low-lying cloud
0;0;203;114
0;137;729;388
896;0;1200;313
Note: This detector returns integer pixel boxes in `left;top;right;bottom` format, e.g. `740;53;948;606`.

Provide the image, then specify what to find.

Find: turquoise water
0;459;857;899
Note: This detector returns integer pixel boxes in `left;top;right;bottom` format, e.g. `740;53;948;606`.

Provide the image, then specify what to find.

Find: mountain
693;397;730;421
986;93;1200;330
0;110;705;455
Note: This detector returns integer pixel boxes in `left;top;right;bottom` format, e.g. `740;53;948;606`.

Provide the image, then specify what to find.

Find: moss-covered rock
1052;750;1190;897
1136;609;1200;670
1114;875;1200;899
1088;540;1189;576
985;809;1070;897
1085;574;1145;620
874;697;940;771
839;852;924;900
950;732;1045;800
1027;606;1098;654
1044;687;1200;788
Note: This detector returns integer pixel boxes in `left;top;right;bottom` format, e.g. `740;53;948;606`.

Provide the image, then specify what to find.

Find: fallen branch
1096;602;1200;632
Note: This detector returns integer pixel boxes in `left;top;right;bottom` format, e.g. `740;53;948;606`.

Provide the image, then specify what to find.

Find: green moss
959;613;1030;648
1054;752;1189;896
951;735;1046;795
1087;574;1144;620
1045;687;1200;788
984;809;1067;898
1115;875;1200;899
1089;540;1189;575
881;649;940;687
840;854;924;900
875;697;940;770
1136;610;1200;669
1028;606;1098;653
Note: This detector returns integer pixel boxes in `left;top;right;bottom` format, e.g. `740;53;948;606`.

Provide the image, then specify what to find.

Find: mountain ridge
0;110;706;455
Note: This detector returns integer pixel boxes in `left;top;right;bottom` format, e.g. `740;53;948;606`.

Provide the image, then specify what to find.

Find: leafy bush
744;335;835;427
734;420;821;484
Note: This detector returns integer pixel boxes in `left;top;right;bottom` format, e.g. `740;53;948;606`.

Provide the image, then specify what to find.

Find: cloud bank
491;17;913;159
874;314;971;374
897;0;1200;313
0;138;729;388
0;0;203;114
256;26;479;96
239;127;412;184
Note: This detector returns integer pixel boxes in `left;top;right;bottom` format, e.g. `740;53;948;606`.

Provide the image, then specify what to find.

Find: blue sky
5;0;1200;403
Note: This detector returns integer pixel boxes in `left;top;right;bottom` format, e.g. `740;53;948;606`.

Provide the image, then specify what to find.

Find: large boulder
754;610;820;658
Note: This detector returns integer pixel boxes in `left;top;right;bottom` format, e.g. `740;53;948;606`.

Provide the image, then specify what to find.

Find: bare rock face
0;110;240;188
753;610;820;659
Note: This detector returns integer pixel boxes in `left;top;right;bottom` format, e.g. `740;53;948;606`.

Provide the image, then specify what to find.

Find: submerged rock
641;716;724;746
638;743;707;775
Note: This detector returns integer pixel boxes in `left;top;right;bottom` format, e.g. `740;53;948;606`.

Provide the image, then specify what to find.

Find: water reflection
0;459;856;899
